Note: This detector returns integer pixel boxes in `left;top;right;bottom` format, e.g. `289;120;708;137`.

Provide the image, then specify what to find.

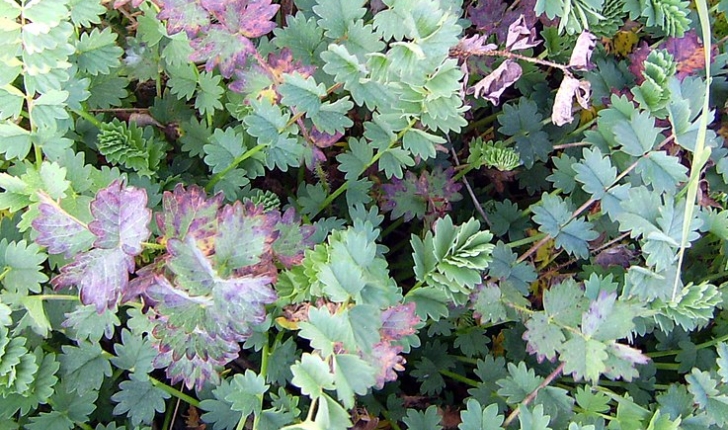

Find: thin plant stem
439;369;479;387
449;145;492;227
248;336;271;430
311;120;416;218
646;332;728;358
0;267;10;283
33;294;79;301
73;108;103;128
503;362;565;427
150;377;200;408
672;0;713;301
142;241;166;250
206;143;268;192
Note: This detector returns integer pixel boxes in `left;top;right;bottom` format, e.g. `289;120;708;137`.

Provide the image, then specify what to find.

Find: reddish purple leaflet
158;0;280;78
34;180;151;312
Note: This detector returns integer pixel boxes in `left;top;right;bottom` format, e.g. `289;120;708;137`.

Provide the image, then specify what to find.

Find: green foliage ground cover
2;0;728;428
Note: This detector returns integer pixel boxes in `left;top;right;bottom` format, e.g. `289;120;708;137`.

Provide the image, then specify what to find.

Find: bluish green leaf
75;28;123;76
403;405;443;430
573;148;616;200
60;341;112;395
111;375;170;426
613;111;663;156
225;370;268;418
290;353;335;399
111;329;156;375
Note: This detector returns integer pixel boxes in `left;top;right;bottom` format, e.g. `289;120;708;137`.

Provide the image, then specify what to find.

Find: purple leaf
468;0;538;43
88;179;151;256
271;208;315;268
212;0;279;39
190;27;257;77
467;60;522;105
157;0;210;36
380;167;462;222
157;184;223;244
187;0;279;78
366;342;405;389
568;31;597;71
52;248;135;313
380;303;420;341
215;201;277;273
32;193;94;258
505;15;541;51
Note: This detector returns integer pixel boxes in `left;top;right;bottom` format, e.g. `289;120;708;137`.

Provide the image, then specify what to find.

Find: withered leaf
552;76;591;126
467;60;522;105
505;15;541;51
569;31;597;71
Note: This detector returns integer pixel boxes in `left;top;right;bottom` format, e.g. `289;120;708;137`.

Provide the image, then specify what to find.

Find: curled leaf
450;34;497;58
551;76;591;126
467;60;522;105
505;15;540;51
569;31;597;70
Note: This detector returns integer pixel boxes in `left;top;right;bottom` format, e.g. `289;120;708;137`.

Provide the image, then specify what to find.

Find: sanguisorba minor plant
2;0;728;428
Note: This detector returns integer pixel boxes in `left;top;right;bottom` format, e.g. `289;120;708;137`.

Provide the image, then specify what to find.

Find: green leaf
321;44;366;91
635;151;687;193
497;361;542;403
291;353;335;399
279;72;326;115
167;62;198;101
195;71;224;116
50;379;97;422
0;85;25;121
531;194;598;259
613;110;663;156
559;336;608;382
717;342;728;384
573;148;616;200
111;375;170;426
313;0;367;39
203;127;246;173
111;329;156;375
0;239;48;295
59;341;112;395
86;72;128;109
459;398;504;430
201;378;243;430
310;98;354;135
402;128;443;161
333;354;376;409
402;405;443;430
26;411;73;430
0;123;32;161
518;404;552;430
299;307;356;357
225;370;268;418
523;313;565;362
314;393;353;430
337;138;372;181
64;303;120;343
405;287;449;321
273;13;324;65
75;28;123;76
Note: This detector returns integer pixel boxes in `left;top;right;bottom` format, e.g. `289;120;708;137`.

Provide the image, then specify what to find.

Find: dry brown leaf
467;60;522;105
569;31;597;70
505;15;541;51
551;76;591;126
